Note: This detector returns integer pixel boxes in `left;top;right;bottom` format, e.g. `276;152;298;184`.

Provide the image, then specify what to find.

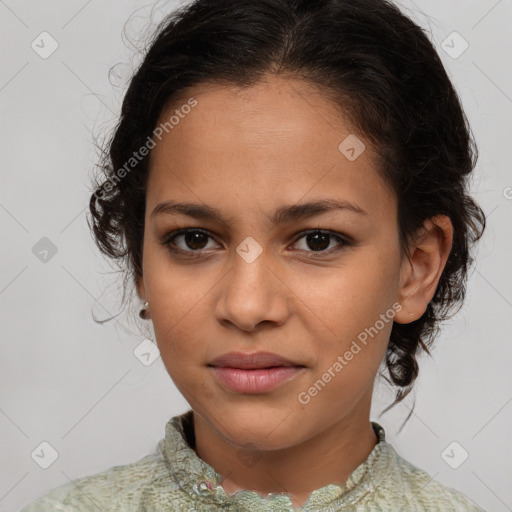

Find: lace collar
161;409;395;510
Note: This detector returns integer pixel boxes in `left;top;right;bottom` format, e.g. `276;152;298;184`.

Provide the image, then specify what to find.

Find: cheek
303;256;396;382
144;250;209;342
152;314;213;404
303;326;389;422
152;309;206;367
142;250;219;392
298;257;396;333
147;278;210;374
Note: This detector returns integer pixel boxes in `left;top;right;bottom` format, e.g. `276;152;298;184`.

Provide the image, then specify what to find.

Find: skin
136;74;453;509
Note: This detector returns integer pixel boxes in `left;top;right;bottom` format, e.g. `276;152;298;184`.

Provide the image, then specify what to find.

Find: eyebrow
150;198;368;226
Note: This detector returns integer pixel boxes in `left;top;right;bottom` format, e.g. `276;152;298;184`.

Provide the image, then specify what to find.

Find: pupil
307;232;329;251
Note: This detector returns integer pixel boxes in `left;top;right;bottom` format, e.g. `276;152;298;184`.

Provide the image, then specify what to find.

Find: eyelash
160;228;353;258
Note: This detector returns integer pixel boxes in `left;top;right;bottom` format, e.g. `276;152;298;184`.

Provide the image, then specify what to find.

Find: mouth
207;363;304;370
207;351;306;393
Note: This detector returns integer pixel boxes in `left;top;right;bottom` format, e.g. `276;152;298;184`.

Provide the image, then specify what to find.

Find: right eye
161;228;221;254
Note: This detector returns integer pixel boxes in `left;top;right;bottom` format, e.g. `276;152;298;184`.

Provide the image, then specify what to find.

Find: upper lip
208;351;304;369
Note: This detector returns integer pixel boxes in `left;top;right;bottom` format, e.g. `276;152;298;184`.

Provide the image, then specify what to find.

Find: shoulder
385;447;487;512
20;442;171;511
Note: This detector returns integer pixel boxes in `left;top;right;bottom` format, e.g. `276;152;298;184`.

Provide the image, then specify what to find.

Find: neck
191;409;378;509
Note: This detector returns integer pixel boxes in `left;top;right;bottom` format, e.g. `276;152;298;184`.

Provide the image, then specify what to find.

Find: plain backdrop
1;1;511;510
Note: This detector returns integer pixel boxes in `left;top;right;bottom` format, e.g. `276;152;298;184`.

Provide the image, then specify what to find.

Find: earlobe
394;215;453;324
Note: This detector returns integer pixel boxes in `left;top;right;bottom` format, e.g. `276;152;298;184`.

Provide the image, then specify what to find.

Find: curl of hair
87;0;486;427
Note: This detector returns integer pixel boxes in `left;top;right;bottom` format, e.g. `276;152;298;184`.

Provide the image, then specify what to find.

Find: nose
214;247;292;332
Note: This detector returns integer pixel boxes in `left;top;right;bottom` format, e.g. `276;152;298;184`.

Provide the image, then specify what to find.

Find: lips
208;351;304;370
210;366;304;394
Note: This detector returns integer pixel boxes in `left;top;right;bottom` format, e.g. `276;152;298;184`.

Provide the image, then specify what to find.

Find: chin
208;407;305;450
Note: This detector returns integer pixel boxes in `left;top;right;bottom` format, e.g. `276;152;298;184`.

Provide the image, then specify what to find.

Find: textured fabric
21;409;486;511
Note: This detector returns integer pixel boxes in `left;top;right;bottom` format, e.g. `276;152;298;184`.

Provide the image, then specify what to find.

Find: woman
21;0;487;510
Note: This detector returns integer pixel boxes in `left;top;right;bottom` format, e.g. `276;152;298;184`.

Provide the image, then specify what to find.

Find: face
137;75;407;450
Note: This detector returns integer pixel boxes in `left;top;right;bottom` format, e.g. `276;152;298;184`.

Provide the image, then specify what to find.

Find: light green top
21;409;486;511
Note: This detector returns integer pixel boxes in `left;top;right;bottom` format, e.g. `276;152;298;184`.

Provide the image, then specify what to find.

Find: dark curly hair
87;0;486;427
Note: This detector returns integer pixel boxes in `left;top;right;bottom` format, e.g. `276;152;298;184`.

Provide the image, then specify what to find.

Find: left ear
394;215;453;324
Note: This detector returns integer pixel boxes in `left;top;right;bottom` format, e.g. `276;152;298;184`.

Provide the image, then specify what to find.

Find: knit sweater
21;409;486;511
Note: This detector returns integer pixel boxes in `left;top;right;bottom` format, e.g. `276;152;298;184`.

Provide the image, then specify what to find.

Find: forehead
147;75;396;223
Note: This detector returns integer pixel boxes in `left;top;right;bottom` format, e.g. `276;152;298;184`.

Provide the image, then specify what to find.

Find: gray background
1;0;511;510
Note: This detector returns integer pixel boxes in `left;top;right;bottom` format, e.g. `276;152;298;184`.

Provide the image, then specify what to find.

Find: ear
394;215;453;324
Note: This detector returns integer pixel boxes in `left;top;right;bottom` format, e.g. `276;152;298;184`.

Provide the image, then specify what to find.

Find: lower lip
210;366;304;394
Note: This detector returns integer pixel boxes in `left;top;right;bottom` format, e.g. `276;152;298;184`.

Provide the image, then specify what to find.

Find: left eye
292;230;351;253
162;229;352;254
